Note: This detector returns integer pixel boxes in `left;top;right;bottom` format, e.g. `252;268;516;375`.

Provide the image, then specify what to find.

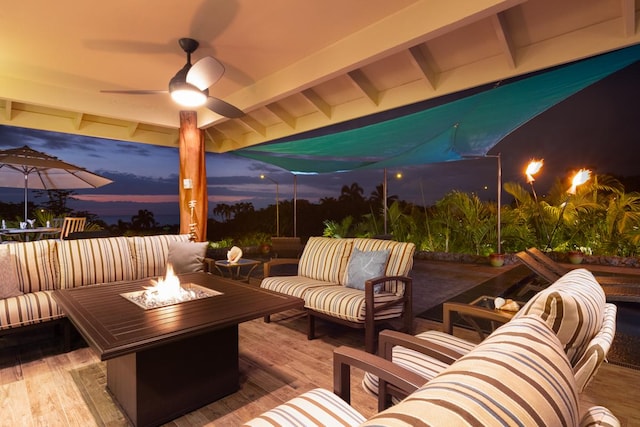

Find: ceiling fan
101;38;244;118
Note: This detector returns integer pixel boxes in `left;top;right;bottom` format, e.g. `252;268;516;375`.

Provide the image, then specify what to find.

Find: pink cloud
73;194;179;203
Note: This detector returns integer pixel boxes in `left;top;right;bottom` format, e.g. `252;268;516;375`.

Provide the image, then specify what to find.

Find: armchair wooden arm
442;301;514;339
333;345;426;411
378;329;460;365
262;257;300;277
364;275;413;352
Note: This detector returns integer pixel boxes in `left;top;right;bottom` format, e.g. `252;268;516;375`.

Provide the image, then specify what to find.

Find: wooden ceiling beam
347;70;379;106
301;89;332;119
621;0;636;37
408;45;437;89
265;103;296;128
239;115;266;136
72;112;84;130
3;100;12;121
491;12;516;68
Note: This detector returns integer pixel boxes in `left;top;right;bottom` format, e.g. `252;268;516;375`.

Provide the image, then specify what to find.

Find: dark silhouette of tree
213;203;233;221
339;182;365;203
33;189;76;217
131;209;157;230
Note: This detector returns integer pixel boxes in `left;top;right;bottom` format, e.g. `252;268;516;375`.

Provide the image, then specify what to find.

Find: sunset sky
1;60;638;225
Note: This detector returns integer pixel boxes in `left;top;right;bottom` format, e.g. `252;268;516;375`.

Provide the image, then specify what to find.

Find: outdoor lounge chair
363;268;617;409
516;247;640;302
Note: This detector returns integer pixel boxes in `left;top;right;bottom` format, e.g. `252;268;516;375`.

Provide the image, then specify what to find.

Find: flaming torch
546;168;591;250
525;159;548;243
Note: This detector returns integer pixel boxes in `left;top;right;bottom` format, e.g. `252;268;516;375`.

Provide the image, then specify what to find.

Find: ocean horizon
99;214;181;226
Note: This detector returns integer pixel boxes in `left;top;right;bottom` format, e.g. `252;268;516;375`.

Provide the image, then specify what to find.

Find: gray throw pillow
167;241;208;274
0;245;22;299
345;247;390;293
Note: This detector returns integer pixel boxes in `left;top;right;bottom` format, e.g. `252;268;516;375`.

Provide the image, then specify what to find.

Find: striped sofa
0;234;191;344
261;237;416;353
362;268;617;410
243;315;620;427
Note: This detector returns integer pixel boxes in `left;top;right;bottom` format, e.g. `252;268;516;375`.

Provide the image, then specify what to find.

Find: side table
442;296;516;340
209;258;262;283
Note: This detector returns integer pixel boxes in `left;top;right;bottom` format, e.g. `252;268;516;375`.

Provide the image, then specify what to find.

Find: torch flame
525;159;544;183
568;169;591;194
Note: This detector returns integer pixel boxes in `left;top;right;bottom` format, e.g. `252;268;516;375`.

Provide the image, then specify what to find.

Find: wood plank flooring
1;309;639;426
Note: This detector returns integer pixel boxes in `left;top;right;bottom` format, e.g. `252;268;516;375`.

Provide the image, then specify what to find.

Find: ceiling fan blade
205;96;244;118
101;89;168;95
187;56;225;90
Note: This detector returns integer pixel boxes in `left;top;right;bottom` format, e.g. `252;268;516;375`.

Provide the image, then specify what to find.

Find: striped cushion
579;406;620;427
573;303;617;393
242;388;365;427
58;237;136;288
303;286;404;323
8;240;59;293
129;234;191;279
514;268;605;365
261;276;340;299
0;290;65;330
362;315;580;427
362;330;475;396
297;237;353;283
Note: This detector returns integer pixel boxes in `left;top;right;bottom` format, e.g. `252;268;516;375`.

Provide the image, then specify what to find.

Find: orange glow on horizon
73;194;179;203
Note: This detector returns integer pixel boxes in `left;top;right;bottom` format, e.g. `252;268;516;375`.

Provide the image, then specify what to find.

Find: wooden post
179;111;207;241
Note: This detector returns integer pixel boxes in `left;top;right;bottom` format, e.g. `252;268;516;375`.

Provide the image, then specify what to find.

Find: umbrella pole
24;173;28;221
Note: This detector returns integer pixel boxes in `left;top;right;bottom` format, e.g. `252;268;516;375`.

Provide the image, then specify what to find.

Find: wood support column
179;110;207;241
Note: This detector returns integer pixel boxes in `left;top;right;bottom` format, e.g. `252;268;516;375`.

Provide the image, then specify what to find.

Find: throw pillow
345;247;390;293
0;245;22;298
167;241;208;274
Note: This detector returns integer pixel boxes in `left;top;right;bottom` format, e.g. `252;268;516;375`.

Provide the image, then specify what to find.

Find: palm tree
131;209;156;230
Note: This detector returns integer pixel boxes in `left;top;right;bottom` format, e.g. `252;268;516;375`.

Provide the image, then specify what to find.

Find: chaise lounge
516;246;640;301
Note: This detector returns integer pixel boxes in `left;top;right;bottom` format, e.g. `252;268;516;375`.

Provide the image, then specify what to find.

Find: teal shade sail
235;44;640;174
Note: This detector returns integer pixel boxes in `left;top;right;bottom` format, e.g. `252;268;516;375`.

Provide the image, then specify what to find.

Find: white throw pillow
0;245;22;298
345;247;390;293
167;241;208;274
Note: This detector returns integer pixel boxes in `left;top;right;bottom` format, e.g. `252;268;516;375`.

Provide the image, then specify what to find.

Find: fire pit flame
121;264;222;309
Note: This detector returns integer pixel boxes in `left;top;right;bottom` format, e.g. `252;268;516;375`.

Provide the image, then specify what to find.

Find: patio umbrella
0;145;113;221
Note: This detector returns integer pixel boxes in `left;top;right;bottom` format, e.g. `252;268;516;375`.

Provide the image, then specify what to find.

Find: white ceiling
1;0;639;154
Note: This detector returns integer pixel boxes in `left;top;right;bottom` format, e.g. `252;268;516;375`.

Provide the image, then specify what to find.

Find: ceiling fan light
170;86;207;107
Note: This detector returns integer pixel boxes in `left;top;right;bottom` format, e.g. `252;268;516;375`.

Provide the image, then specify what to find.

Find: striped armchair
261;237;415;353
243;315;620;427
362;268;617;410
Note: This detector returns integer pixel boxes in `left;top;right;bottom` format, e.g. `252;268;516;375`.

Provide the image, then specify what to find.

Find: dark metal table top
53;272;303;360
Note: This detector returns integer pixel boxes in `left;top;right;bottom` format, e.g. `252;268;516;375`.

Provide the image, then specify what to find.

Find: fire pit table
53;272;303;427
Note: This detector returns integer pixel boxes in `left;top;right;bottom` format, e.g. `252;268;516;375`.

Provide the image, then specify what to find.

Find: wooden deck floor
1;308;639;426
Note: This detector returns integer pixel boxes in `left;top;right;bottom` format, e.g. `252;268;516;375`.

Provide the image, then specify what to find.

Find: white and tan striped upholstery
514;268;606;365
580;406;621;427
57;236;136;288
362;330;475;397
303;286;404;323
298;237;353;283
244;315;619;427
129;234;191;279
573;303;617;392
260;276;340;299
362;315;582;427
242;388;365;427
0;234;191;331
0;291;65;330
8;240;59;293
